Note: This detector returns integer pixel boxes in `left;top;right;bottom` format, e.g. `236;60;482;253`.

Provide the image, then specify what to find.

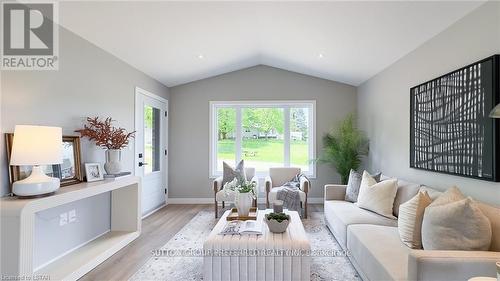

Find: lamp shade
490;103;500;118
10;125;63;166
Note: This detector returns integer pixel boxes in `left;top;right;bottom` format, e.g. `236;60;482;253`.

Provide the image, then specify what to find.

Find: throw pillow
345;170;382;202
356;171;398;219
222;160;246;187
398;190;432;249
428;185;464;206
421;187;492;251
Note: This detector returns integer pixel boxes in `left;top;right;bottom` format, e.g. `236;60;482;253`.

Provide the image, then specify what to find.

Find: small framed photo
85;163;104;182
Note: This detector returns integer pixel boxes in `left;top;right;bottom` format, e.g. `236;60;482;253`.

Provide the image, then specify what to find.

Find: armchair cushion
222;160;246;187
268;167;301;187
215;166;256;191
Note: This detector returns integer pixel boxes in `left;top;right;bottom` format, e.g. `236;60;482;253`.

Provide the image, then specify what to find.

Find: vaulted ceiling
59;1;484;87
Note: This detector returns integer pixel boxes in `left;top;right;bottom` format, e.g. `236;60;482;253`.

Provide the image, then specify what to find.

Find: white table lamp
490;103;500;118
10;125;63;197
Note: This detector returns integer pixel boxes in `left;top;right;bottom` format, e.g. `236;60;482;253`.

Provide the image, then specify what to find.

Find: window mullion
212;105;218;176
284;106;290;167
235;106;242;163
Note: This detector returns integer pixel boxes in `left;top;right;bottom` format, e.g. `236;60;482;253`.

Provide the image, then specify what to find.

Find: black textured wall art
410;55;500;182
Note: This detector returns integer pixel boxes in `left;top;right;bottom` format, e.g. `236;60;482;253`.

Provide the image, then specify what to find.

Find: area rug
129;211;360;281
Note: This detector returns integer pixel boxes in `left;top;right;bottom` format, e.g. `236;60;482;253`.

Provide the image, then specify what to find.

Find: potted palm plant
317;114;368;185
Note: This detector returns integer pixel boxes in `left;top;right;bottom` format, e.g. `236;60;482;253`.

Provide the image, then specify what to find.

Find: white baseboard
142;203;166;219
167;197;324;204
168;198;214;204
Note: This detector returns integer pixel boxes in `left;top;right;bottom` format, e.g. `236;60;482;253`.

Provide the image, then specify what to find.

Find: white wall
357;2;500;206
169;65;357;200
0;25;169;267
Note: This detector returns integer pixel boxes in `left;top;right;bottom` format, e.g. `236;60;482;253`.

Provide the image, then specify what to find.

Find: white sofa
324;178;500;281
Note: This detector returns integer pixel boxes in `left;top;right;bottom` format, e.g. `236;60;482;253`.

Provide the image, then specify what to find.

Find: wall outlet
68;209;77;223
59;213;68;226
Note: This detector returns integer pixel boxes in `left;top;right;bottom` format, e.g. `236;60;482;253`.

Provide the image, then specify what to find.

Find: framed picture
85;163;104;182
5;134;84;192
410;55;500;181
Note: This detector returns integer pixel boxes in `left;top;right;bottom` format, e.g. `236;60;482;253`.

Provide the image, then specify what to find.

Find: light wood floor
80;203;323;281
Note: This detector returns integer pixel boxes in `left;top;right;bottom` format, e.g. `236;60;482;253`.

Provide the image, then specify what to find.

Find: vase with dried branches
75;117;135;175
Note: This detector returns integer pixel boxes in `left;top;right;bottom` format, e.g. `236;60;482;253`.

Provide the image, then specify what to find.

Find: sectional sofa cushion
356;171;398;219
392;180;421;217
422;187;492;251
324;200;398;248
347;224;409;281
345;170;363;203
477;202;500;251
398;190;432;249
345;170;381;203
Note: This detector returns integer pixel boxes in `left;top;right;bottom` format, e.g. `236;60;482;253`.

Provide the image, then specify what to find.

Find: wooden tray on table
226;207;258;221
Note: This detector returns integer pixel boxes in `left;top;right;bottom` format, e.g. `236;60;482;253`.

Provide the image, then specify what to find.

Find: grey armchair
213;167;259;218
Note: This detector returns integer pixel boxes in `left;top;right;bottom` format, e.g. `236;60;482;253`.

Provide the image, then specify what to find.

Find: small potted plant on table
265;212;291;233
222;178;257;217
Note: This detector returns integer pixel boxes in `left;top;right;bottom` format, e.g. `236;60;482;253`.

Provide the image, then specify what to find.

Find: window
144;105;161;174
210;101;316;177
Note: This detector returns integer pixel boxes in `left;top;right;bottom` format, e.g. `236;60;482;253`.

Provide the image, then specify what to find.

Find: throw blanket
276;173;308;212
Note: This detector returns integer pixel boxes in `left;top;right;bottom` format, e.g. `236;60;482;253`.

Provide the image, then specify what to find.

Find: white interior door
135;87;168;217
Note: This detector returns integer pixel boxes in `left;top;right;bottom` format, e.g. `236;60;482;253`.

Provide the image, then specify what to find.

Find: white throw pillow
421;187;492;251
398;190;432;249
356;171;398;219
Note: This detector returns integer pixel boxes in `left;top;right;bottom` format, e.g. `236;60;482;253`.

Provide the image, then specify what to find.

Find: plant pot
104;149;122;175
265;214;291;233
235;192;253;217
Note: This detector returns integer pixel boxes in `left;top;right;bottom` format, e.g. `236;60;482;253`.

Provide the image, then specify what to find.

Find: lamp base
12;166;60;197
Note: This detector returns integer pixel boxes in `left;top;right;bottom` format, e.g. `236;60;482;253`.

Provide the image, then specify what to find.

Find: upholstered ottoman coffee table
203;209;310;281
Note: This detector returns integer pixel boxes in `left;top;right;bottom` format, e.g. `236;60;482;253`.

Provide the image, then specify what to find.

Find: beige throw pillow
356;171;398;219
421;187;492;251
398;190;432;249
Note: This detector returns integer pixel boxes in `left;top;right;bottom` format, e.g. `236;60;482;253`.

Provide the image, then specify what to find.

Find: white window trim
209;100;317;179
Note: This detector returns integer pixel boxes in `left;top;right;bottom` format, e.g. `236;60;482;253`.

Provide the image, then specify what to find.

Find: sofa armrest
407;249;500;281
324;184;346;201
265;176;272;193
213;176;223;193
300;177;310;193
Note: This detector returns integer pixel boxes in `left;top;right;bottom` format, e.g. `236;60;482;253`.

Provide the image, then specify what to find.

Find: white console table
0;177;141;281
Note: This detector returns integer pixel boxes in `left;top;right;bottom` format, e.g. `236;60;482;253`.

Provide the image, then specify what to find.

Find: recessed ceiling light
318;53;324;59
198;54;204;59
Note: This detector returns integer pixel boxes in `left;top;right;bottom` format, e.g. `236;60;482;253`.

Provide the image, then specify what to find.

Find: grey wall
0;25;169;266
357;2;500;206
169;65;357;200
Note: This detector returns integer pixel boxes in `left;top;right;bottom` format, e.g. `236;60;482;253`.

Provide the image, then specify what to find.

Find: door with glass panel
135;88;168;217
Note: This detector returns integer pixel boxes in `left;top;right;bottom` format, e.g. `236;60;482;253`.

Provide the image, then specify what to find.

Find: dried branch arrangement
75;117;135;150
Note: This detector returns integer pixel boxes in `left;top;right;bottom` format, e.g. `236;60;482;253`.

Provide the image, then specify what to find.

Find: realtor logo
1;1;58;70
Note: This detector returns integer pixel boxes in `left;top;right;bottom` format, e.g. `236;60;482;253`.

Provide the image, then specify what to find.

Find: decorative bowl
265;213;290;233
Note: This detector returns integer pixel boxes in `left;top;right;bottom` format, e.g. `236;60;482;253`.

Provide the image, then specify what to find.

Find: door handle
138;162;149;167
